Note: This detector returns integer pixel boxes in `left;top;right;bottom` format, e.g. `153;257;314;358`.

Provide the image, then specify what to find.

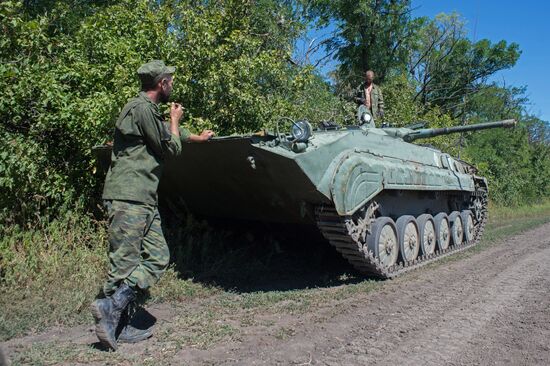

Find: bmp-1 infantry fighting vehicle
159;114;515;278
95;114;516;278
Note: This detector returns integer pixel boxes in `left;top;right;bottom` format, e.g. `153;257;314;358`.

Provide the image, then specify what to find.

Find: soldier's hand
199;129;215;141
170;102;184;124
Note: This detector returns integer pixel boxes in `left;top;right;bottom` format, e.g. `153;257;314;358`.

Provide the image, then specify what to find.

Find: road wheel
433;213;450;251
461;210;475;243
449;211;464;246
366;217;399;268
396;215;420;262
417;214;436;256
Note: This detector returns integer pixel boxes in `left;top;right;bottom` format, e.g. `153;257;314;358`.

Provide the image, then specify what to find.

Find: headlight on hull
291;120;312;142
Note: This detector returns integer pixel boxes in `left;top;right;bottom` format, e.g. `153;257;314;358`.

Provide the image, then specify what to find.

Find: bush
0;0;337;225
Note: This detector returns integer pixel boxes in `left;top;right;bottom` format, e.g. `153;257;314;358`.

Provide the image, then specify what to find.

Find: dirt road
175;222;550;366
4;222;550;365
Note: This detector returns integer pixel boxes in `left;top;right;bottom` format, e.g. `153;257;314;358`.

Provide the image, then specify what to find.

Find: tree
314;0;421;88
409;14;520;117
464;85;550;204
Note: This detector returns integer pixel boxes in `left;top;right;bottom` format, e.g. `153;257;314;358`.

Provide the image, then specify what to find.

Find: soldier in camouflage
354;70;385;123
90;60;214;351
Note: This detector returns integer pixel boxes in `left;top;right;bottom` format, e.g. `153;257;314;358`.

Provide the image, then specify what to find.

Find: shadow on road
160;202;373;293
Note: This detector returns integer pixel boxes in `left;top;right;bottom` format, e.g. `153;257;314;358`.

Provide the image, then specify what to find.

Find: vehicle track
315;190;488;278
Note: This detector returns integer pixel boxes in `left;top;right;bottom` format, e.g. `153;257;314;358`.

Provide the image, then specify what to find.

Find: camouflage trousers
102;200;170;297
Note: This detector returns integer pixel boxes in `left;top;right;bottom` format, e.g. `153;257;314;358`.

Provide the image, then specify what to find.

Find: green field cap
137;60;176;86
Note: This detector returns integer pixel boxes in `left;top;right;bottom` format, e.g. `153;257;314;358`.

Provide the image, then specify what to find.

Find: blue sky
299;1;549;122
412;0;550;122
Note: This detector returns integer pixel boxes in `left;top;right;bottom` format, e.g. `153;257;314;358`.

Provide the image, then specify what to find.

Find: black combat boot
117;323;153;343
90;283;136;350
116;305;153;344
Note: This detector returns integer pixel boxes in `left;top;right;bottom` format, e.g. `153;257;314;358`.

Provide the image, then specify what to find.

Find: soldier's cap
137;60;176;87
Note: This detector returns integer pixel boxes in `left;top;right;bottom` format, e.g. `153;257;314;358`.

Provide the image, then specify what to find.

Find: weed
0;214;107;341
274;326;297;340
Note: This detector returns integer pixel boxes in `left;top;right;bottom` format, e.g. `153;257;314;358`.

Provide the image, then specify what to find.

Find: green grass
2;200;550;365
483;200;550;245
0;215;108;341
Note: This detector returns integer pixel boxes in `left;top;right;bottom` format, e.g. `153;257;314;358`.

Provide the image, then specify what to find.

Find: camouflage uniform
91;60;194;350
102;90;190;296
102;200;169;296
355;82;385;121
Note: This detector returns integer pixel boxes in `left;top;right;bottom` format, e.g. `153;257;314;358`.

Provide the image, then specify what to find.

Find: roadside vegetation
1;0;549;350
4;199;550;365
2;199;550;344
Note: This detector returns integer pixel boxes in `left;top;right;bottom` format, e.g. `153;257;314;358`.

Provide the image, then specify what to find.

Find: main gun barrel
403;119;516;142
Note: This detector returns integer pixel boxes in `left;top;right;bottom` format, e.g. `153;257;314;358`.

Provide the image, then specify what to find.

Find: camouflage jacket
354;83;385;119
102;92;189;205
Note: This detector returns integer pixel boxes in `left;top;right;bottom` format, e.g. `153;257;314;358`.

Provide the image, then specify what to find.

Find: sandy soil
3;222;550;365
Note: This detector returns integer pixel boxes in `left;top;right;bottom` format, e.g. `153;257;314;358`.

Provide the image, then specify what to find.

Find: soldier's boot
117;305;153;344
118;323;153;343
90;283;136;350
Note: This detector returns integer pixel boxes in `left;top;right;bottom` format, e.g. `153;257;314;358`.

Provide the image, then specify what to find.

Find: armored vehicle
95;116;516;278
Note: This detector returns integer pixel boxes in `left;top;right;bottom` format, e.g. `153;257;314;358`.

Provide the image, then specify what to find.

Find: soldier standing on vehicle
90;60;214;351
354;70;385;123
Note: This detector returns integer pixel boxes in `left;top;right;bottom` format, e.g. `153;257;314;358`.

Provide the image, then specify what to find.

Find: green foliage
1;0;545;224
382;74;421;124
278;70;353;127
379;74;461;153
467;120;550;205
463;85;550;205
0;0;332;224
0;0;166;224
466;126;533;205
410;14;520;115
318;3;520;115
315;0;422;84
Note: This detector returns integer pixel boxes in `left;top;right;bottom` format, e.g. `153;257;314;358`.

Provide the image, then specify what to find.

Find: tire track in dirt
180;222;550;365
331;229;550;365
